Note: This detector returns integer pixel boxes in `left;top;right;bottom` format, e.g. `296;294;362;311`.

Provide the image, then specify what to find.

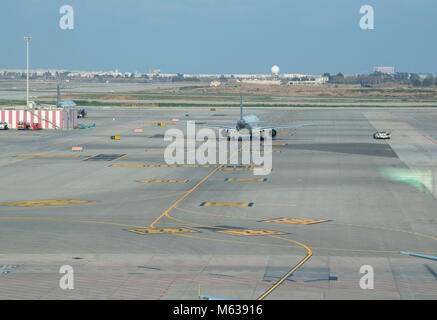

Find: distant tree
394;72;409;81
411;79;422;87
328;72;345;84
409;73;422;87
422;76;434;87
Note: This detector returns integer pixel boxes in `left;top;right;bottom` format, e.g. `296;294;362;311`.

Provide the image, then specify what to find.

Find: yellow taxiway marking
16;155;81;158
136;179;188;183
0;199;89;207
174;232;437;256
252;150;281;154
200;202;254;207
0;217;145;229
261;218;329;225
216;229;286;236
1;192;187;211
126;227;197;235
149;163;229;228
219;164;261;171
330;222;437;242
224;178;267;182
257;235;312;300
111;164;214;168
146;110;314;299
148;111;288;229
149;139;253;228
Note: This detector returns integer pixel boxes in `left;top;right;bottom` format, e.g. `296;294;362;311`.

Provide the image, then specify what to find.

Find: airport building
373;66;395;74
0;107;77;129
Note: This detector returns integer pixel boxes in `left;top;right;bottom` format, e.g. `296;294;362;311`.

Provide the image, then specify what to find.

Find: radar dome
271;65;280;75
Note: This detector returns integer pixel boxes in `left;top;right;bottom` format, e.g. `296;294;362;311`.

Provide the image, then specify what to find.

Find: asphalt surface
0;106;437;299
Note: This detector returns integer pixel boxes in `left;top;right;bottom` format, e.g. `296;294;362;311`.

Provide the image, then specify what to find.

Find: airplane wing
257;123;315;130
58;100;77;107
175;121;235;130
38;100;77;108
195;123;235;130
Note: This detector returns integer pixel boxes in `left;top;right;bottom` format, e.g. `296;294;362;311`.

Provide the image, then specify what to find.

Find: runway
0;106;437;299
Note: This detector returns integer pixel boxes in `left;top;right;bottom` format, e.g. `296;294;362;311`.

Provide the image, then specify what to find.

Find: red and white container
0;108;77;129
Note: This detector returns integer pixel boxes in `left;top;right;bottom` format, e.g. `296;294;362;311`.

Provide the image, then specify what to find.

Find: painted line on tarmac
260;218;330;225
147;110;315;299
0;217;146;228
16;154;81;158
400;251;437;261
148;135;255;228
257;235;312;300
216;229;286;236
200;202;254;207
136;179;188;183
224;178;267;182
126;227;198;235
0;199;90;207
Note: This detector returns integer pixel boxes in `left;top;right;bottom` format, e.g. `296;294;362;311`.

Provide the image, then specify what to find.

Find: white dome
271;65;280;75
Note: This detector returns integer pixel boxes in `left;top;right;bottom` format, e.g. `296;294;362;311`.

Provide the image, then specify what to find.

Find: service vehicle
373;131;391;139
77;109;87;118
0;121;8;130
30;123;42;130
17;121;30;130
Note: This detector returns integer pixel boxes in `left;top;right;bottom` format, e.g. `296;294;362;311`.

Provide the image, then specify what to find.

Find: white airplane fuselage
236;115;260;132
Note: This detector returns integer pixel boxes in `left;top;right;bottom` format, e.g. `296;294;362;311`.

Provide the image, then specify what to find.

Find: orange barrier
134;129;143;133
72;147;83;152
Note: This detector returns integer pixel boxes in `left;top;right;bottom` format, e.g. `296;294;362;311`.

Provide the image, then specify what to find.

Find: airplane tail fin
57;84;61;107
240;94;243;119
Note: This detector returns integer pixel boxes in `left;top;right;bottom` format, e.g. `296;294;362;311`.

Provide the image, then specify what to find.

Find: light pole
24;36;31;107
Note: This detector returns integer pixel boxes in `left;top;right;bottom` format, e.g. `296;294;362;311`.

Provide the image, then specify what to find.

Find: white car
0;121;8;130
373;131;391;139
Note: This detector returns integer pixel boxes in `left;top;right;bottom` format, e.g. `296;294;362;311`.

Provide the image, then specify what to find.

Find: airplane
196;94;314;139
55;84;76;107
41;84;76;108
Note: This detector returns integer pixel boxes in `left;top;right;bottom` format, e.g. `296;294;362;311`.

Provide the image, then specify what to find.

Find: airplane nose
236;120;244;130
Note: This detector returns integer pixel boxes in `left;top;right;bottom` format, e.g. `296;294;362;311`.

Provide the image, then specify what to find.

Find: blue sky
1;0;436;74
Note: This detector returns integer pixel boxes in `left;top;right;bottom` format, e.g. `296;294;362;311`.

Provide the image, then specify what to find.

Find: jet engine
262;129;277;138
